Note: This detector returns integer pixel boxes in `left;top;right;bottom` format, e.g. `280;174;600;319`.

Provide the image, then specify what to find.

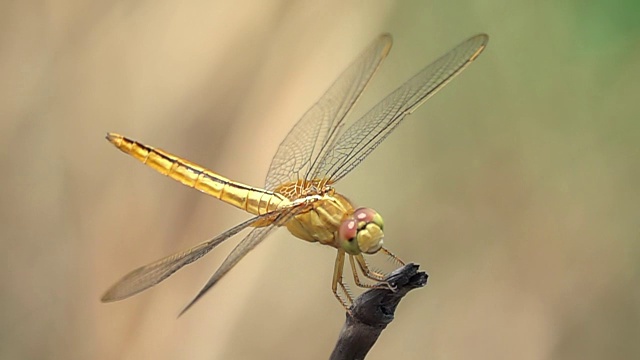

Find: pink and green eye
338;218;358;242
353;208;384;230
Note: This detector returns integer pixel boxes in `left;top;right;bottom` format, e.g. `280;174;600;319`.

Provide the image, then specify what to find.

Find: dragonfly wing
101;213;277;302
314;34;489;183
179;208;299;315
179;223;280;316
264;34;392;193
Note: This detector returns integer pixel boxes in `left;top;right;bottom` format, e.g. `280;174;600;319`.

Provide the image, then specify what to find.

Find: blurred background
2;1;639;359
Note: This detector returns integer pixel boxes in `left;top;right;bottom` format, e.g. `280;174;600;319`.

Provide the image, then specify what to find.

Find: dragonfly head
338;208;384;255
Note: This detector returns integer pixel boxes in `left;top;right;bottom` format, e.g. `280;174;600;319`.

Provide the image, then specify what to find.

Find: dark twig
329;263;428;360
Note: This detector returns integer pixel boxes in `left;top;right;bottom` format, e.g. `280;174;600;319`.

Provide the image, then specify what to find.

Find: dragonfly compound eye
338;218;360;255
353;207;384;231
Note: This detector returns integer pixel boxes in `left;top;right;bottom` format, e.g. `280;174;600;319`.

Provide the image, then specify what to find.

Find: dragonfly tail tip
105;132;121;144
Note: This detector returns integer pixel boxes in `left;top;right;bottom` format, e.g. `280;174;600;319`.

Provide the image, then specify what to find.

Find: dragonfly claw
373;280;397;292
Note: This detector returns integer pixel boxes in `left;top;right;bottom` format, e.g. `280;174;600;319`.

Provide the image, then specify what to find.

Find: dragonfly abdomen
106;133;287;216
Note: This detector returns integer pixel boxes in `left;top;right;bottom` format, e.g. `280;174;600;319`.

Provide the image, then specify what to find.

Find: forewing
264;34;392;192
101;213;276;302
314;34;488;183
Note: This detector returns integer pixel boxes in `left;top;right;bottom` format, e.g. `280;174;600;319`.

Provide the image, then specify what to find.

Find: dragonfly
102;33;488;315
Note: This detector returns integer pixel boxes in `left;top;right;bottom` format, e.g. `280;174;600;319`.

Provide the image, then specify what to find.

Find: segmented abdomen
106;133;288;216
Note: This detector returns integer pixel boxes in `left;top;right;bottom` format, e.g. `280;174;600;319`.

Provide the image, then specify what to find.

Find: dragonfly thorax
284;192;351;245
272;178;334;200
283;191;385;255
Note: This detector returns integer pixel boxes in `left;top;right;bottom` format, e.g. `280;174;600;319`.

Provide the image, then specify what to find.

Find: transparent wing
313;34;489;183
101;212;278;302
264;34;392;192
177;225;277;315
179;209;298;315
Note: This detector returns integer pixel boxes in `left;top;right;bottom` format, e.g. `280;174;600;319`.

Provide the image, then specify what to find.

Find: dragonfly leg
355;254;398;292
380;246;405;266
348;255;379;289
355;254;387;281
332;249;353;311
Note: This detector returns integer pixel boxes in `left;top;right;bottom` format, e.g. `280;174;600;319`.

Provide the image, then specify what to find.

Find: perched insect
102;33;488;315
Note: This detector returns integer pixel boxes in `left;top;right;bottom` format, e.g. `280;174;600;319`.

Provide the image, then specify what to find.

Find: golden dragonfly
102;33;488;315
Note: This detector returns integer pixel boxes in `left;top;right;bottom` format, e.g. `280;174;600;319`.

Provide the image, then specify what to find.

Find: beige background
2;1;639;359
